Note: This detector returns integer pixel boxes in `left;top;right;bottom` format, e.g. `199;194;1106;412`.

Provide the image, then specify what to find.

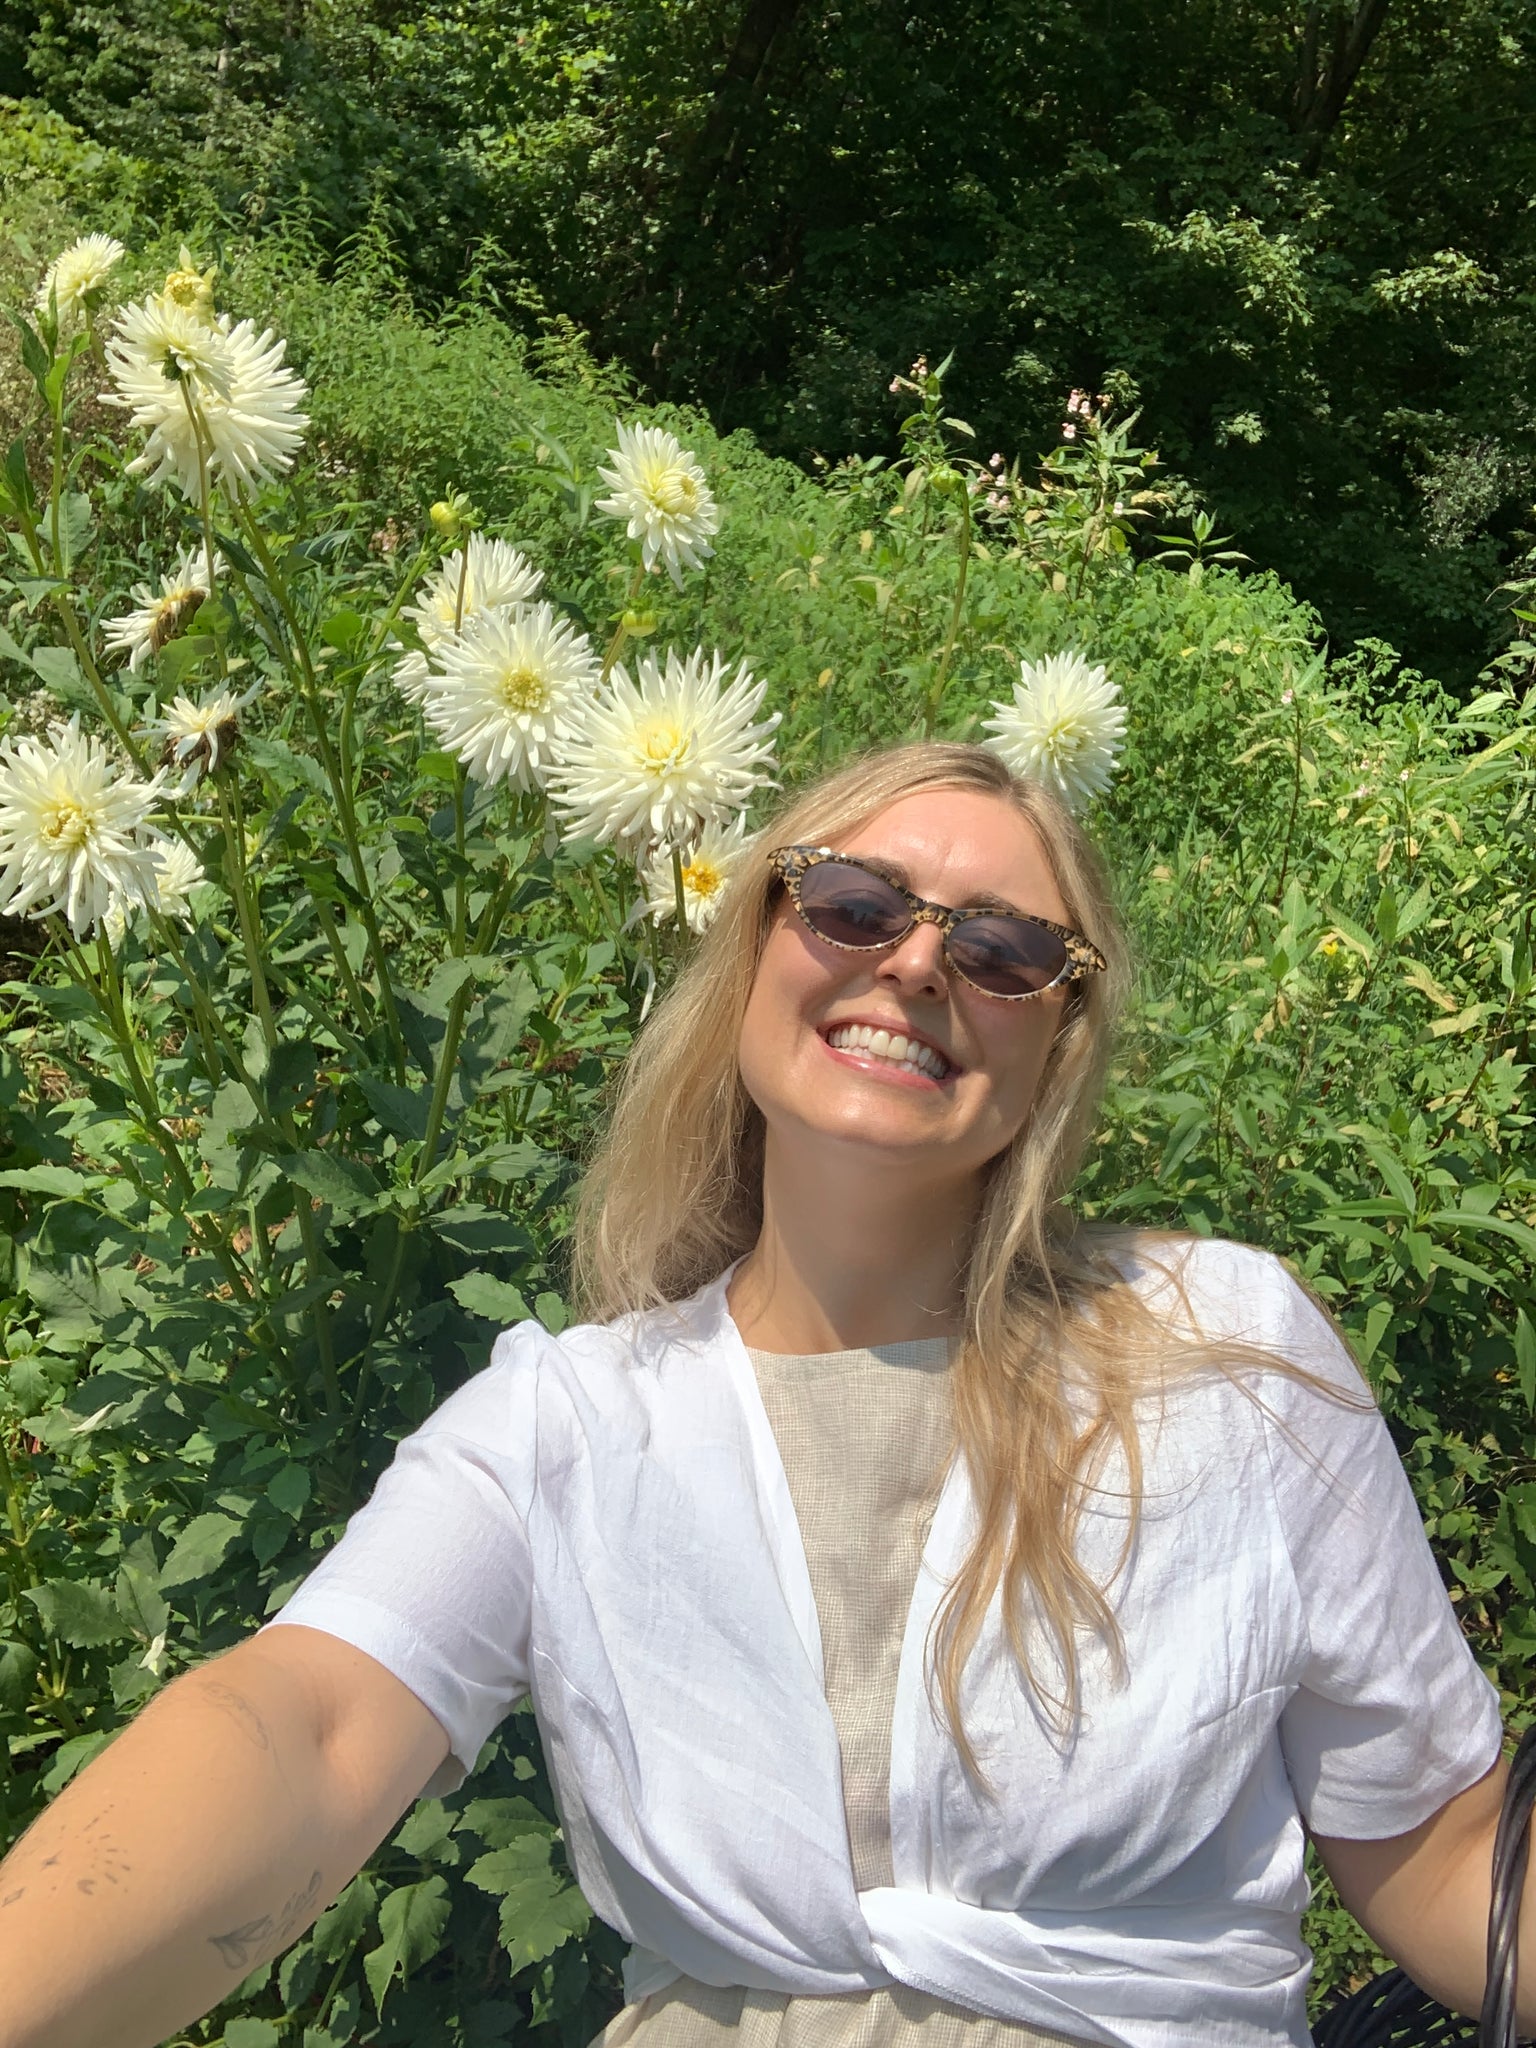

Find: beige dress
593;1339;1087;2048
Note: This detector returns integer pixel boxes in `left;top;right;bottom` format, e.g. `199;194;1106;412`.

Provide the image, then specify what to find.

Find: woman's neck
726;1137;980;1351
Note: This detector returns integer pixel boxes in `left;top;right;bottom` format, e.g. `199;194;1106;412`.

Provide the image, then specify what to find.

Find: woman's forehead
833;788;1065;916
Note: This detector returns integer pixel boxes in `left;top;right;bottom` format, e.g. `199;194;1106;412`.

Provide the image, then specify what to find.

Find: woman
0;743;1519;2048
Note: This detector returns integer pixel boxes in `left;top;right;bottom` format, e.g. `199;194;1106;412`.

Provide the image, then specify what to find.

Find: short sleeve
257;1320;544;1798
1236;1251;1504;1839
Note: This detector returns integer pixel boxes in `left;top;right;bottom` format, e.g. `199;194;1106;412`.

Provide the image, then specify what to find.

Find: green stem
219;781;279;1053
413;978;477;1189
926;484;973;741
310;891;375;1032
178;382;228;679
601;563;647;679
234;499;409;1083
452;764;468;956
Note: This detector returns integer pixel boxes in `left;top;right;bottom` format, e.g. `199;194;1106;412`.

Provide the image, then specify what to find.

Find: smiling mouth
823;1022;955;1082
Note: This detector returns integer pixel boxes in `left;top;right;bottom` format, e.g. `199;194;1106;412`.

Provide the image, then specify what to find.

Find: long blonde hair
573;741;1357;1779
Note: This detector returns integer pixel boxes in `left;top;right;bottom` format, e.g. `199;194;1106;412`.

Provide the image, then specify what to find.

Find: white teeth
826;1022;950;1081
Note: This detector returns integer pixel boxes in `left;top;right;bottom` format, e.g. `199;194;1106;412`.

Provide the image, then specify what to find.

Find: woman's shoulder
1100;1229;1371;1403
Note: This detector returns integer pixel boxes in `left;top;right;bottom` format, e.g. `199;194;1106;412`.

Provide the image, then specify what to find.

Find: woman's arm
0;1627;449;2048
1313;1750;1536;2026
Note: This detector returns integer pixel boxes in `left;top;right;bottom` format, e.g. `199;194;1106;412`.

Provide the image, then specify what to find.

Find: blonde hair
573;741;1359;1780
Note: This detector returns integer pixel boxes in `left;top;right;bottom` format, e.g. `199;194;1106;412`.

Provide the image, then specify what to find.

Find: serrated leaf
467;1838;590;1972
244;732;331;800
459;968;537;1101
0;1164;96;1197
310;1872;378;1963
392;1797;459;1862
460;1796;552;1848
280;1149;383;1218
0;1639;39;1713
23;1577;131;1648
448;1272;531;1324
357;1076;430;1141
265;1462;311;1517
115;1536;169;1640
158;1510;245;1592
223;2020;283;2048
362;1876;451;2016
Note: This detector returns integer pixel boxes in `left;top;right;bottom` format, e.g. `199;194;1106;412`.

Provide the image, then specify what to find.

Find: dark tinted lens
947;915;1068;996
795;862;912;948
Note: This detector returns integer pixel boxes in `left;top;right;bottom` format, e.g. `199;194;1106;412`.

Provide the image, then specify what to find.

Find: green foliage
0;221;1532;2043
7;0;1536;681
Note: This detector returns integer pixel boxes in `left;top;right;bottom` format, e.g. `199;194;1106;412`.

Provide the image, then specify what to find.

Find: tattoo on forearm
208;1867;324;1970
0;1808;131;1911
199;1679;273;1752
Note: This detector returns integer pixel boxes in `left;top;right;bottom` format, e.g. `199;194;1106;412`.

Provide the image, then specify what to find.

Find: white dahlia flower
147;834;205;920
595;422;721;588
103;297;309;499
641;812;749;933
421;602;601;789
549;646;779;855
36;234;126;324
0;717;165;937
981;651;1126;813
140;678;260;794
403;535;544;653
102;544;223;672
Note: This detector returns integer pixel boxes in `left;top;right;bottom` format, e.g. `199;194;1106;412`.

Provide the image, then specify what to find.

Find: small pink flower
889;377;902;394
1281;689;1294;705
990;452;1004;468
1062;423;1077;440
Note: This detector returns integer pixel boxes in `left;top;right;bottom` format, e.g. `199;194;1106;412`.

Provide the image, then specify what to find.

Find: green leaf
310;1873;378;1964
459;967;537;1101
42;1729;115;1796
1518;1310;1536;1415
466;1837;590;1972
155;633;218;691
280;1150;383;1218
23;1576;131;1648
0;1639;39;1714
460;1796;551;1848
448;1272;532;1324
357;1076;430;1141
0;1164;96;1197
392;1798;459;1862
115;1535;169;1640
2;435;37;517
244;733;331;801
265;1462;311;1517
362;1876;451;2016
320;608;367;651
223;2020;283;2048
158;1511;245;1592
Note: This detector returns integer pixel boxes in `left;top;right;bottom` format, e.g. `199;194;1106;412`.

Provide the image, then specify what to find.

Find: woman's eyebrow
857;854;1025;918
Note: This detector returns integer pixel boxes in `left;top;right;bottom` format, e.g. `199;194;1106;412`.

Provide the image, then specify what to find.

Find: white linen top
259;1236;1503;2048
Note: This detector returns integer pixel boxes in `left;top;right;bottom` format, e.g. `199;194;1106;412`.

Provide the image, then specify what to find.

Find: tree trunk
684;0;808;224
1289;0;1392;173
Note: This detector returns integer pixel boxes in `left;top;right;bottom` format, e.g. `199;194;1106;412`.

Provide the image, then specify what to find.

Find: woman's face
737;787;1077;1190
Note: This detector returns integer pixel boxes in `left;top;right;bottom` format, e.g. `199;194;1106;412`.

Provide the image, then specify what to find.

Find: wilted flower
103;296;309;498
421;602;600;789
0;716;165;936
103;544;223;672
982;651;1126;814
641;812;749;932
550;645;779;856
403;535;543;654
141;678;260;793
36;234;125;324
595;422;721;587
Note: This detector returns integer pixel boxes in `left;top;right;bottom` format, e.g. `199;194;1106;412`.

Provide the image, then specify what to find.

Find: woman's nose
875;919;950;998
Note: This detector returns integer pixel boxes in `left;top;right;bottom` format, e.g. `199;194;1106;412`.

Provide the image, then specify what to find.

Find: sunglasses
767;845;1107;1001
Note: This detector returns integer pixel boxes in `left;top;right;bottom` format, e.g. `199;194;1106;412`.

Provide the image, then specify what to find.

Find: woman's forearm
0;1639;397;2048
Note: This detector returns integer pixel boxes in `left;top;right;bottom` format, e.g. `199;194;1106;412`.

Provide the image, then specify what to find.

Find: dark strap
1481;1723;1536;2047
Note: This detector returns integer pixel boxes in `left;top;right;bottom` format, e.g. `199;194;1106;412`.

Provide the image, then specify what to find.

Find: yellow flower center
162;258;216;322
638;718;689;770
682;856;723;899
498;662;549;715
648;468;699;518
41;799;93;852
